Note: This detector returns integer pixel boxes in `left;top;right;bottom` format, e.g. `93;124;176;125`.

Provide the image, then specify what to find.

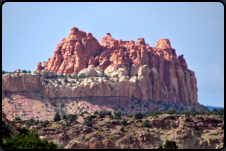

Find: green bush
15;117;21;120
134;112;143;119
211;108;224;115
185;111;191;115
81;111;89;115
62;114;67;119
157;140;178;149
106;111;112;115
121;119;127;125
99;110;105;118
116;116;121;120
109;115;113;119
17;127;29;135
85;121;93;127
2;122;11;137
22;70;27;73
25;121;33;127
64;77;68;83
95;109;112;118
143;121;149;127
66;122;71;126
2;113;7;118
128;115;132;118
120;126;124;132
68;114;77;123
54;112;61;122
191;112;196;116
114;111;121;119
30;118;35;123
166;108;177;114
2;129;58;149
176;110;184;115
94;110;99;115
41;120;49;127
34;120;39;125
86;116;92;122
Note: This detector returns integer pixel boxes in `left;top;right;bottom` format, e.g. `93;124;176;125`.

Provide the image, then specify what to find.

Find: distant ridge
205;105;224;111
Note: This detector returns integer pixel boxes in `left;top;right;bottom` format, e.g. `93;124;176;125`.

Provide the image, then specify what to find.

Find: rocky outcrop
77;65;102;77
34;27;198;104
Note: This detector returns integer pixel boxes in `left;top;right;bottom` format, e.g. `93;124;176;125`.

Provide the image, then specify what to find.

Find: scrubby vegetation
157;140;178;149
62;114;67;119
85;116;93;127
64;77;68;83
53;112;61;121
2;129;58;149
134;112;144;119
63;72;109;80
147;107;224;117
80;111;89;116
114;111;122;119
120;126;124;132
2;104;224;149
94;109;112;118
2;115;58;149
143;120;150;127
121;119;127;125
15;117;21;120
41;120;50;127
68;114;77;123
2;70;27;74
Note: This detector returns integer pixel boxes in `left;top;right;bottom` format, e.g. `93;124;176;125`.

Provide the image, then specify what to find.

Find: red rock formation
155;38;171;49
40;27;102;75
36;62;42;71
34;27;198;104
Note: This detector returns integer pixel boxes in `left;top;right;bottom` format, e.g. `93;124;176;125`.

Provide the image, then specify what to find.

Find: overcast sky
2;2;224;107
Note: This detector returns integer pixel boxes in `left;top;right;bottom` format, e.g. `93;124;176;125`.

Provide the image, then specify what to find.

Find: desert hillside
3;110;224;149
